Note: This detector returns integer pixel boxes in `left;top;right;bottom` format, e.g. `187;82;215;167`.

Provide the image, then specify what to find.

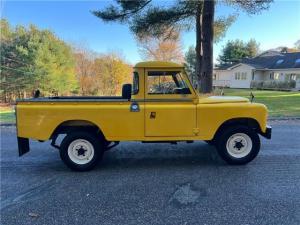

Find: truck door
145;70;197;137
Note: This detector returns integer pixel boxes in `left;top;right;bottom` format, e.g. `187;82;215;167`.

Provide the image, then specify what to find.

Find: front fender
197;102;268;140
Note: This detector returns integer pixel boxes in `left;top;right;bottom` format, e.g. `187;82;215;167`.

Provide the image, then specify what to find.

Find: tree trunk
200;0;214;93
195;4;202;91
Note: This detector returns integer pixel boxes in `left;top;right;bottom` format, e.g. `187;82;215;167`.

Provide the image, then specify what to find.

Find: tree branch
92;0;152;22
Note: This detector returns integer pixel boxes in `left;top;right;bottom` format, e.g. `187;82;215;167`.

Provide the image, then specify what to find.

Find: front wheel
59;131;104;171
216;125;260;165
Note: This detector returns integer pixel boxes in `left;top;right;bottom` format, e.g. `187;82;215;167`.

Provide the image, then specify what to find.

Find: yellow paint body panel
134;61;183;68
145;102;196;137
197;102;268;139
17;102;145;141
16;61;269;142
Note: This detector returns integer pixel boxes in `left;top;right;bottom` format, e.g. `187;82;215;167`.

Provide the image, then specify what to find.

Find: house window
295;58;300;65
235;72;247;80
241;72;247;80
270;72;280;80
213;73;217;80
290;74;300;81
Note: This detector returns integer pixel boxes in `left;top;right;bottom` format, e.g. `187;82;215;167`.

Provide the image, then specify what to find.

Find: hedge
250;80;296;90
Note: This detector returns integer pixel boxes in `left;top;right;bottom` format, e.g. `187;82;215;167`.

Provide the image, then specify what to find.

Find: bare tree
73;47;98;95
136;28;184;63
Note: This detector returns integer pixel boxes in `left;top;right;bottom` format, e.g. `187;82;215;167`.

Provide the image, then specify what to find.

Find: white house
214;51;300;90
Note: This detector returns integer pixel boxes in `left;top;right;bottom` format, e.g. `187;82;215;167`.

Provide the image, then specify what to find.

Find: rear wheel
59;131;104;171
216;125;260;165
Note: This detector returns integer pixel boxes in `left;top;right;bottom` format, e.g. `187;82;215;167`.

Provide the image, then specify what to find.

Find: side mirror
122;84;132;100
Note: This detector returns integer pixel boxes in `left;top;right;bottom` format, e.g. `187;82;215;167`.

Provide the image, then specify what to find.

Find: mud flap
17;137;30;156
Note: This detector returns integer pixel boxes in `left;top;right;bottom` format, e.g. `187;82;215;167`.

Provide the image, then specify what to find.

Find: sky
1;0;300;64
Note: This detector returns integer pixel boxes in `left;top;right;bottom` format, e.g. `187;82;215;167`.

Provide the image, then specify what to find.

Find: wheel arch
50;120;106;141
213;117;261;141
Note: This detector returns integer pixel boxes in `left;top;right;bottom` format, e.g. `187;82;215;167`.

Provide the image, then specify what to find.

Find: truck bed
17;96;128;102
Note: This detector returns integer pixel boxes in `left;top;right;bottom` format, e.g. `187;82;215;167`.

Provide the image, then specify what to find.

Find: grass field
218;89;300;117
0;106;15;124
0;89;299;123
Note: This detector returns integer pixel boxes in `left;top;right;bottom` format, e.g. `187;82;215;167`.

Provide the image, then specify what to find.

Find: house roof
215;51;300;71
134;61;183;68
215;64;234;70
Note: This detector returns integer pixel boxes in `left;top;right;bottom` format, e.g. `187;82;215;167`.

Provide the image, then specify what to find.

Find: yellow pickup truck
16;61;271;171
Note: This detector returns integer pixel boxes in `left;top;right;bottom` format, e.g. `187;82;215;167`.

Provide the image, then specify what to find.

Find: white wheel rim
67;139;95;165
226;133;252;158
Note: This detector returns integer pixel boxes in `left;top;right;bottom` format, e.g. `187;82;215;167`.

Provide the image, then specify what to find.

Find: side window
132;72;139;95
147;71;190;95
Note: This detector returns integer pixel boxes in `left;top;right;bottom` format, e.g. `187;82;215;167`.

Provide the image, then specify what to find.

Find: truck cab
16;61;271;171
133;61;198;137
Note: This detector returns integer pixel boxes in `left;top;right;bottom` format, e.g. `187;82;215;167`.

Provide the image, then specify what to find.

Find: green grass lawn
217;88;300;117
0;106;15;124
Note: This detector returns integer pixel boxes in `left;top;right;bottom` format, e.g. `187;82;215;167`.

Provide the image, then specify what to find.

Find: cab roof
134;61;183;68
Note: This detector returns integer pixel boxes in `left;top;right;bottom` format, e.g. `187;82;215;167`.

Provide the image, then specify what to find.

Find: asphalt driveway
1;120;300;225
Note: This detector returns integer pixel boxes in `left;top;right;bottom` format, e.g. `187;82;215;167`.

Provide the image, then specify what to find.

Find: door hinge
193;128;199;135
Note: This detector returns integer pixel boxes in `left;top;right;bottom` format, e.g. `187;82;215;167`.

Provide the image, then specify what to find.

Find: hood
198;96;250;104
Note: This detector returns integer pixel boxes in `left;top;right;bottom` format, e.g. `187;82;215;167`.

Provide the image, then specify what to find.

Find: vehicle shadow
97;141;225;171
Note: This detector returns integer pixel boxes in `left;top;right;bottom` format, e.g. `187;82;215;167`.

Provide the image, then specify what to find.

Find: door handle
150;112;156;119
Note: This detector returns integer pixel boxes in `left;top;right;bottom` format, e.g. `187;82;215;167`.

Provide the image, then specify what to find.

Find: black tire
59;131;104;171
215;125;260;165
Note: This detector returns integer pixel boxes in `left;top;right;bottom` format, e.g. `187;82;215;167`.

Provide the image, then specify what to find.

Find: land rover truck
16;61;272;171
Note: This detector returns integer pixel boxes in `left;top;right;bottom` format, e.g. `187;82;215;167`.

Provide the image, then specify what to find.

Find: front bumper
260;125;272;139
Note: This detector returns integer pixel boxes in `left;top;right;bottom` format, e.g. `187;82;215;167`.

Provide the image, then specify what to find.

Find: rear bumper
17;137;30;156
260;125;272;139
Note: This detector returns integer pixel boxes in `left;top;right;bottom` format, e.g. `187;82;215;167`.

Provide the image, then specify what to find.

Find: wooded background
1;0;276;103
0;19;132;102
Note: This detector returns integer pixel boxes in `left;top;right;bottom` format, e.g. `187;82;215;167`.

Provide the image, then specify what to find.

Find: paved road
1;120;300;225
